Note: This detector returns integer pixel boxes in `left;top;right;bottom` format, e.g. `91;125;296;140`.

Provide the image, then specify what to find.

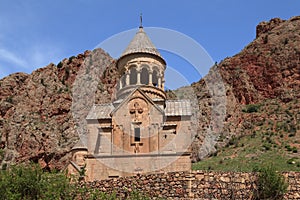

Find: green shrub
69;56;76;63
127;189;151;200
0;164;75;200
40;78;46;87
288;133;296;137
2;163;7;170
0;149;4;160
242;104;260;113
0;163;154;200
64;66;70;80
57;62;63;68
285;145;292;152
251;131;257;138
287;158;296;165
262;143;271;151
263;35;268;44
5;96;13;103
253;165;287;200
228;136;238;146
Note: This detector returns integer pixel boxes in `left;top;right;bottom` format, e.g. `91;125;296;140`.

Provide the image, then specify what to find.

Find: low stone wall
190;171;255;199
87;171;300;199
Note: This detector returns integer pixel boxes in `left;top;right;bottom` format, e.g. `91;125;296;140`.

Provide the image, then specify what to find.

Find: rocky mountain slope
0;49;117;170
191;16;300;161
0;16;299;170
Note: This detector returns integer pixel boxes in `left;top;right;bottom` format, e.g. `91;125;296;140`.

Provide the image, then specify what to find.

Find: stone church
68;25;192;181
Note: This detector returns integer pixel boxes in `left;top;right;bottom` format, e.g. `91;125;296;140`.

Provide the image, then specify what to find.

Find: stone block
220;176;230;183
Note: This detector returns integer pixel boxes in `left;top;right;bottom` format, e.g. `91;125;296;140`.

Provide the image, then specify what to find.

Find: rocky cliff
191;16;300;161
0;49;117;170
0;16;299;169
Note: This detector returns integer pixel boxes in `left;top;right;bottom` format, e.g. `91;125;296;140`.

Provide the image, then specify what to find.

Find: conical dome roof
120;27;164;62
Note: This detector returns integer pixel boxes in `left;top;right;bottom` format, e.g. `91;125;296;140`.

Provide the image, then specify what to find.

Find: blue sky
0;0;299;88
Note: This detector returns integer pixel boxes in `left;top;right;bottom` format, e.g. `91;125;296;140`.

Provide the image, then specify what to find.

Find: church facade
68;26;192;181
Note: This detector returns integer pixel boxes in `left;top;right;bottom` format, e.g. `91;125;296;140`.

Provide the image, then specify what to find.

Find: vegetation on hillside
0;163;288;200
0;164;153;200
193;98;299;172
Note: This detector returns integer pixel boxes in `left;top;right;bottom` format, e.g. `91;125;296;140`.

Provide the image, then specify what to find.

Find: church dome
118;27;166;65
115;24;167;102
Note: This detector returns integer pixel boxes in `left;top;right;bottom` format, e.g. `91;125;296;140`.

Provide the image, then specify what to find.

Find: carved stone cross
129;102;143;120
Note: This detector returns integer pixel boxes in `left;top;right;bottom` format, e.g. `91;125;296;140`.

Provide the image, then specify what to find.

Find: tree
253;165;288;200
0;164;74;200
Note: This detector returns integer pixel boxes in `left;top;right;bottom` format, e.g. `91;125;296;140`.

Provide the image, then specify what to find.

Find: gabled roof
120;27;164;62
111;87;164;116
86;103;114;120
165;99;192;116
86;96;191;119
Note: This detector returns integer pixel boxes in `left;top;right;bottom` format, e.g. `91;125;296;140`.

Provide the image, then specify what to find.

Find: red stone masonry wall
87;171;300;199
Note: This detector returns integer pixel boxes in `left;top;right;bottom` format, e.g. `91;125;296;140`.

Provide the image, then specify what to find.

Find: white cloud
29;44;63;68
0;41;64;79
0;67;9;79
0;48;28;68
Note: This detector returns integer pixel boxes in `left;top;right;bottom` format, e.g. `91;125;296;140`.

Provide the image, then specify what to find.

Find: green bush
126;189;151;200
40;78;46;87
253;165;288;200
285;145;292;152
5;96;13;103
69;56;76;63
288;132;296;137
292;147;298;153
0;164;154;200
64;66;70;80
0;149;4;160
242;104;260;113
0;164;75;200
57;62;63;68
228;136;238;146
262;143;271;151
287;158;296;165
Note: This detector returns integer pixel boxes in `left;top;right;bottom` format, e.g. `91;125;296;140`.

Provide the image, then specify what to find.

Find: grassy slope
193;98;300;172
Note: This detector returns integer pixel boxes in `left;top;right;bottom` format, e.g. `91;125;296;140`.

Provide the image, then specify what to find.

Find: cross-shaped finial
139;13;143;28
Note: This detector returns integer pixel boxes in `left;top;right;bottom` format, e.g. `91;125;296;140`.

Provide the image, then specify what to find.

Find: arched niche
129;67;137;85
141;66;149;85
152;69;159;87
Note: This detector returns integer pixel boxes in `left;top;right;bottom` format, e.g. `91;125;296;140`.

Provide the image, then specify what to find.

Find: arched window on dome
141;67;149;85
129;68;137;85
152;70;158;87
